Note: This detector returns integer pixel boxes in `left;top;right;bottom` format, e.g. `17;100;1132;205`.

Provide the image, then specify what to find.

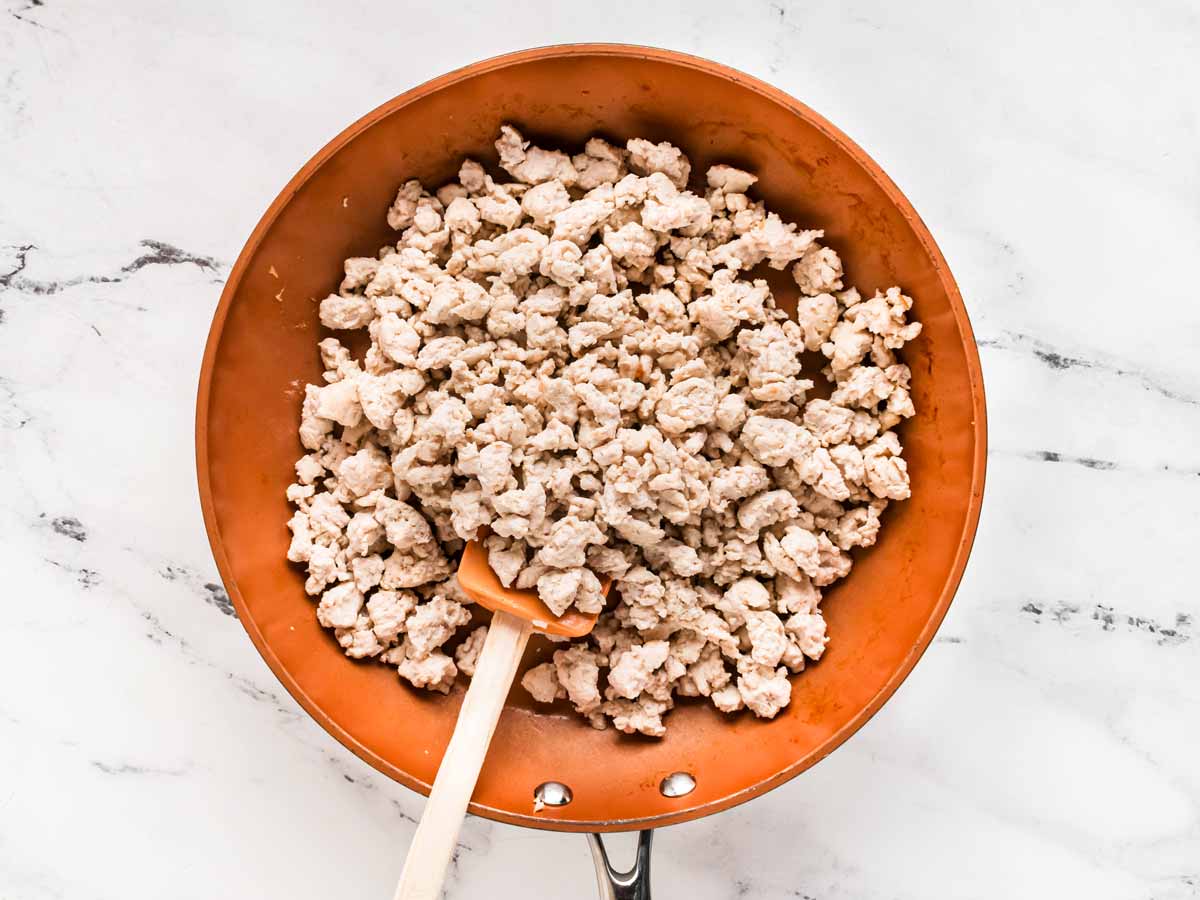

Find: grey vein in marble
1020;601;1192;647
0;240;226;296
6;0;46;30
979;330;1200;408
43;557;100;589
47;514;87;542
159;563;237;618
1000;448;1200;479
91;761;189;777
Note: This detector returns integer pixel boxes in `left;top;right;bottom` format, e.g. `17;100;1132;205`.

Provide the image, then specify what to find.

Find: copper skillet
195;44;987;897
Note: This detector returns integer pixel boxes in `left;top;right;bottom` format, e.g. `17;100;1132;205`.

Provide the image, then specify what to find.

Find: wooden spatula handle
393;610;533;900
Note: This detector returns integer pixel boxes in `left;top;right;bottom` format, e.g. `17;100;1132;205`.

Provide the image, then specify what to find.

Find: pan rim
195;42;988;833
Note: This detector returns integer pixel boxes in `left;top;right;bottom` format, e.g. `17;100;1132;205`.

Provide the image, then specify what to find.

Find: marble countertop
2;2;1197;898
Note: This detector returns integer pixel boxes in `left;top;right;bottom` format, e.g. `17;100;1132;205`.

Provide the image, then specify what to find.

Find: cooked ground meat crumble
286;126;920;736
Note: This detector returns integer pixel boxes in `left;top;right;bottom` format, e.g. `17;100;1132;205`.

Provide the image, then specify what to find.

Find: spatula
393;539;609;900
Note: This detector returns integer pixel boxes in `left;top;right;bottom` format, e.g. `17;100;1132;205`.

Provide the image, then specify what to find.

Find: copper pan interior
196;45;987;833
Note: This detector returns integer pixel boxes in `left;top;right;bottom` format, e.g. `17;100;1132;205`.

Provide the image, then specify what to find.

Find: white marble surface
2;1;1198;897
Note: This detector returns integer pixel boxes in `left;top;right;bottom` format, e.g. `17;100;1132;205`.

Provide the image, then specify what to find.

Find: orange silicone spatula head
456;539;610;638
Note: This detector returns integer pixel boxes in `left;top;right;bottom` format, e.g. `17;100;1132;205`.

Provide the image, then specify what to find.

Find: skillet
195;43;987;896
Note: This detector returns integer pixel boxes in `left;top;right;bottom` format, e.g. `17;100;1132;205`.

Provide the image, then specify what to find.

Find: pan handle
587;830;654;899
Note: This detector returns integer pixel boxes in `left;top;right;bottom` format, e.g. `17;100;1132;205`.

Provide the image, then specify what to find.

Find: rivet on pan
659;772;696;798
533;781;573;809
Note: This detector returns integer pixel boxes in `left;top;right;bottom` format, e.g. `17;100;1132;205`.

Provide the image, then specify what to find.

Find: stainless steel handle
587;830;654;899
